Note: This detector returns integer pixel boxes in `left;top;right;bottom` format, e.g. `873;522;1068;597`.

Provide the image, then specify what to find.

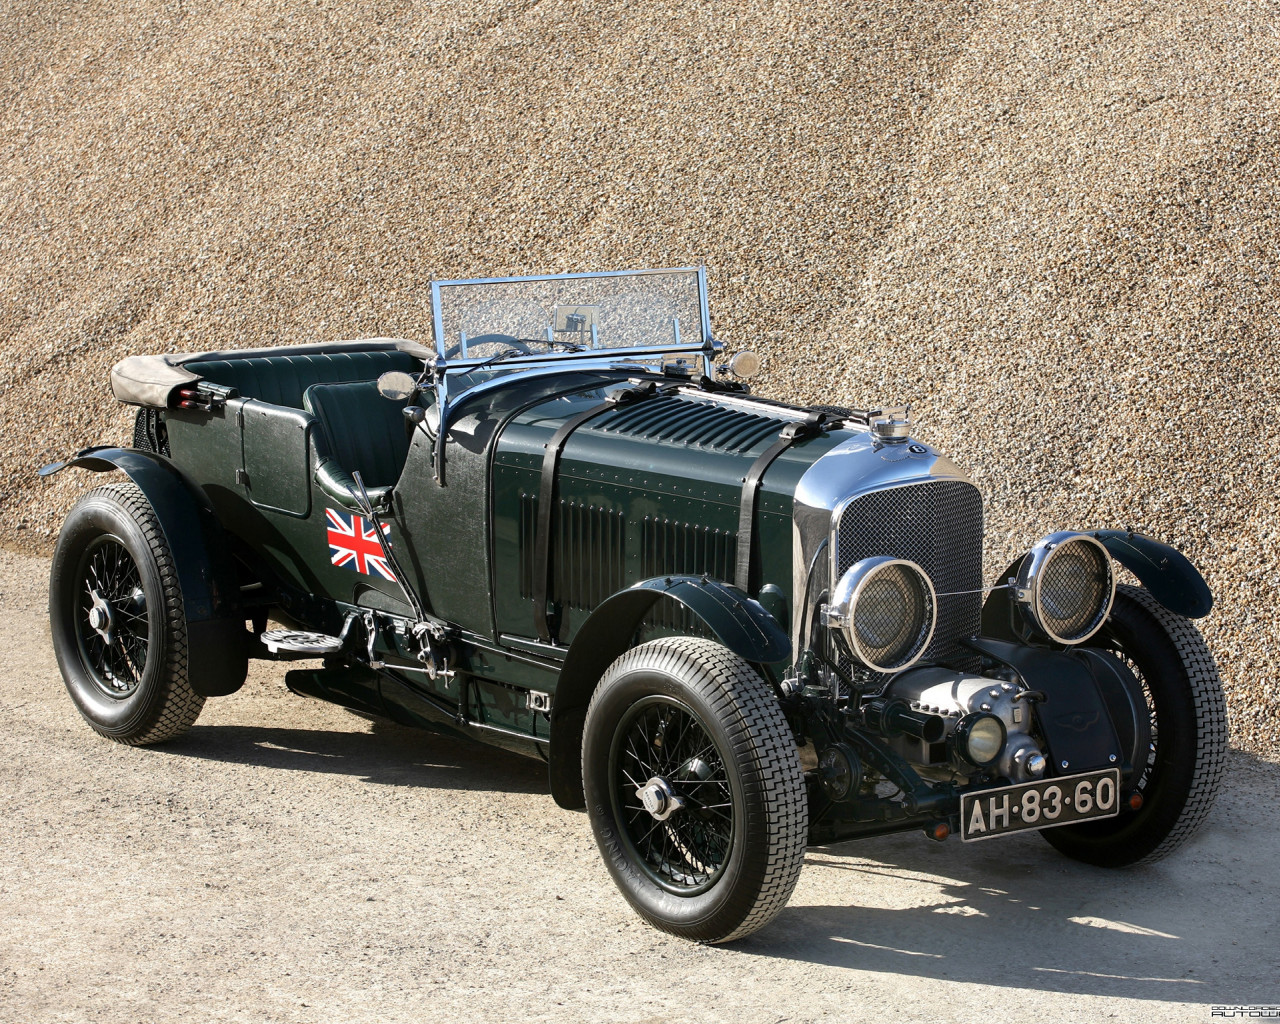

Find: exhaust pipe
863;698;946;744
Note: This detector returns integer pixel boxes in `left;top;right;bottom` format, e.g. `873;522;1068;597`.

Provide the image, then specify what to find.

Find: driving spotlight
953;712;1007;768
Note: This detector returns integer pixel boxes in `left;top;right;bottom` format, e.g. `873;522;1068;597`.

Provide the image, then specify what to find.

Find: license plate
960;768;1122;842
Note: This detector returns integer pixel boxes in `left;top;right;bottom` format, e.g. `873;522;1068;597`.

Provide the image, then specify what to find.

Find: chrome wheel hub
636;776;686;822
87;590;114;644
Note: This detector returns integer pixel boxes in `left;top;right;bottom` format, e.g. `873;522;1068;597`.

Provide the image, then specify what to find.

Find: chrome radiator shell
792;434;983;669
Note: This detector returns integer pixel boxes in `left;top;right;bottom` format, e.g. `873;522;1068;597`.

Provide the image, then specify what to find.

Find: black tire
49;482;204;744
1042;584;1226;866
582;638;808;943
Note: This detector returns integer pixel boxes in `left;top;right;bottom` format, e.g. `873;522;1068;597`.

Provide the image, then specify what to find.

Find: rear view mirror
377;371;418;402
554;304;600;341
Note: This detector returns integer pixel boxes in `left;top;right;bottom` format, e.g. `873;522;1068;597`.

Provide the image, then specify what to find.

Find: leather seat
304;381;411;512
185;351;419;409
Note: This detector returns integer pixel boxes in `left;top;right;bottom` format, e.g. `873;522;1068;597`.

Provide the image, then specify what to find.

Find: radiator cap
869;405;911;444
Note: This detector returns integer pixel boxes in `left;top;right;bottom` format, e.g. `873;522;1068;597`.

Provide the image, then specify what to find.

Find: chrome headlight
824;556;936;673
1015;532;1115;644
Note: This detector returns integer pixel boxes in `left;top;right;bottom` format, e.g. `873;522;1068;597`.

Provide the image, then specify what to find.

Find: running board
261;629;343;658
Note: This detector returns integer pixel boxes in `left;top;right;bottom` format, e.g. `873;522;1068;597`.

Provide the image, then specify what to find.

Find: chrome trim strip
437;344;698;372
465;719;549;744
701;263;711;343
431;279;446;363
673;386;808;420
434;266;701;288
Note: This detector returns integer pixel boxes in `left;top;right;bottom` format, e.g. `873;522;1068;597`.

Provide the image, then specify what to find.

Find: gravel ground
0;5;1276;740
2;549;1278;1023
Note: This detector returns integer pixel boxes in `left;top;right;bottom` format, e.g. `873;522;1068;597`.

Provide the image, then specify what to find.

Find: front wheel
1042;584;1227;866
582;638;808;943
49;482;205;744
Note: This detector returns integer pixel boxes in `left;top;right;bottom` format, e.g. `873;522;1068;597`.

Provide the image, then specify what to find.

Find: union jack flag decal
325;508;396;581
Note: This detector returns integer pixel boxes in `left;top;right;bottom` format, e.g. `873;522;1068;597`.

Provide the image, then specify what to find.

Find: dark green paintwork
162;354;854;761
59;304;1217;856
241;402;313;516
489;388;850;648
1092;530;1214;618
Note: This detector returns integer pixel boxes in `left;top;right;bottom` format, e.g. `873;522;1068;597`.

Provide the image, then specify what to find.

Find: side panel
171;400;413;611
393;372;621;636
165;402;243;502
393;426;494;632
240;401;312;517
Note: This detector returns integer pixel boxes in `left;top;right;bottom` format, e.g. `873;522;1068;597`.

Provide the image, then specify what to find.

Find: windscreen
431;269;706;358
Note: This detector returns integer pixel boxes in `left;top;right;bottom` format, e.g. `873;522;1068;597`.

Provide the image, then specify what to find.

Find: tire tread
1119;584;1227;863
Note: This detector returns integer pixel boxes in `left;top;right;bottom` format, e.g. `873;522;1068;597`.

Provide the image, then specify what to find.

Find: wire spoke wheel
1101;643;1159;796
75;536;150;699
583;638;808;943
611;696;735;895
50;482;206;745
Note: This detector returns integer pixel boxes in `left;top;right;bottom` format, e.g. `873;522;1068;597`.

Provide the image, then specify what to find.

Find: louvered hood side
490;384;852;647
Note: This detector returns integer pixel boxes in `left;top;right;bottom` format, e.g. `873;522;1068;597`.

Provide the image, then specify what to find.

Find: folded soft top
110;338;423;408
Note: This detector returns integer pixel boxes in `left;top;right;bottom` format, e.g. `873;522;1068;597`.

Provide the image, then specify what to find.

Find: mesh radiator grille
835;479;983;668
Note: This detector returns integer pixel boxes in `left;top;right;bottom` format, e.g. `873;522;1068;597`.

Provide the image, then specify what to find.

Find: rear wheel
49;482;204;744
582;638;807;942
1042;584;1226;865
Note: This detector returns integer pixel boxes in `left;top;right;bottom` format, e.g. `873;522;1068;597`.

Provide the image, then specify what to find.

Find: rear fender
63;447;249;697
547;575;791;809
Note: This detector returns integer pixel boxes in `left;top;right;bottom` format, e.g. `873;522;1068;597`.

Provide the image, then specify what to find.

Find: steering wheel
444;334;533;359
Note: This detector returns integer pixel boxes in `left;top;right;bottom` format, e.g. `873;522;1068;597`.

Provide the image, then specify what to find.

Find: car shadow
734;785;1275;1004
166;718;552;795
157;721;1275;1003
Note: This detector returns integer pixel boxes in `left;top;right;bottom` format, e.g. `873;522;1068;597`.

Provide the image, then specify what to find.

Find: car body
45;266;1226;942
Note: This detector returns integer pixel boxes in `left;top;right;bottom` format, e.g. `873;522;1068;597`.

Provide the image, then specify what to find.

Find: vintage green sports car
43;267;1225;942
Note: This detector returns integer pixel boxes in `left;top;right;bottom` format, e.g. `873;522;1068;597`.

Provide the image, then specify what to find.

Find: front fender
546;575;790;809
61;447;249;697
1091;530;1212;619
